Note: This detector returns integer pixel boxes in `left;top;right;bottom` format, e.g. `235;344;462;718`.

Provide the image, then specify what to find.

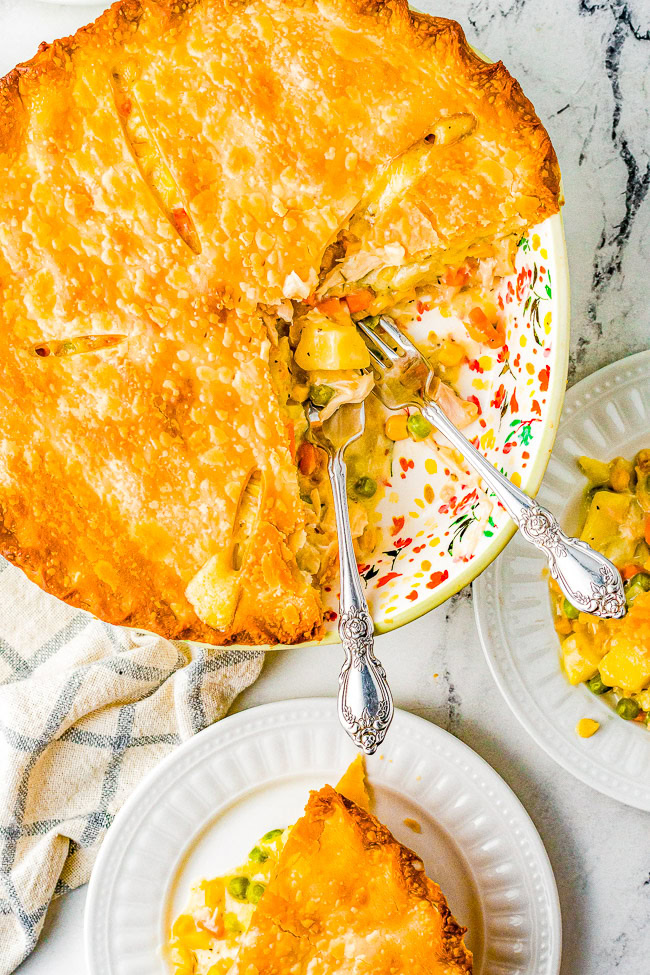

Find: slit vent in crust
111;66;201;254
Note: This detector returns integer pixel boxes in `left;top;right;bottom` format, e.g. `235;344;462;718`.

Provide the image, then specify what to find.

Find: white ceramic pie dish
473;351;650;810
5;4;571;648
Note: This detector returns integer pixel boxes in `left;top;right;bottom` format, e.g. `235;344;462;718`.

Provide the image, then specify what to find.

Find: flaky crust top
1;0;560;308
0;0;560;643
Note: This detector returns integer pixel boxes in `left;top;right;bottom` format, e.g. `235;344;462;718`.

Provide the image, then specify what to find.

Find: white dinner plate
85;698;561;975
474;350;650;810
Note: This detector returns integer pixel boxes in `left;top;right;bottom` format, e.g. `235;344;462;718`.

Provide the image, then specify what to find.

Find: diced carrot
385;414;409;441
345;289;373;314
297;441;318;476
286;421;295;460
469;306;489;327
172;207;192;239
554;618;572;636
622;563;644;581
198;915;225;939
443;265;469;287
645;515;650;546
465;306;505;349
315;297;343;318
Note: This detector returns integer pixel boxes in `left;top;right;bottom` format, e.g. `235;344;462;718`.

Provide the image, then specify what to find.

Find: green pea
261;828;283;843
309;384;335;407
587;673;611;695
615;697;640;721
224;913;243;935
406;414;432;439
626;585;642;607
361;315;380;329
247;882;266;905
562;598;580;620
355;476;377;498
624;574;650;607
248;846;269;863
626;573;650;592
227;876;250;901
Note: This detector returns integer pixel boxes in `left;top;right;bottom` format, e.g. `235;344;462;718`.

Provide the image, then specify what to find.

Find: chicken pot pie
0;0;561;645
168;764;472;974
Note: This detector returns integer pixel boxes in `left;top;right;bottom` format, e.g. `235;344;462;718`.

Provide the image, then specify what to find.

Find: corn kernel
201;877;225;911
637;688;650;711
437;340;465;367
171;913;213;950
576;718;600;738
169;942;193;970
207;961;233;975
291;383;309;403
385;413;409;441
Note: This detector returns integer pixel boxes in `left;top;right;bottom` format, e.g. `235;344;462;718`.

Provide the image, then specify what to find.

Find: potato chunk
599;638;650;693
561;632;603;685
295;312;370;371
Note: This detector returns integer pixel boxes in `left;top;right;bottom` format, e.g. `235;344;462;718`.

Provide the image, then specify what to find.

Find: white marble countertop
4;1;650;973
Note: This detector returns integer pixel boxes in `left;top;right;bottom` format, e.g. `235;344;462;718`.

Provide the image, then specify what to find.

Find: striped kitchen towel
0;559;263;973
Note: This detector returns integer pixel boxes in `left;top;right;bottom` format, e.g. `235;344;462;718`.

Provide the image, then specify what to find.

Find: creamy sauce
166;828;289;974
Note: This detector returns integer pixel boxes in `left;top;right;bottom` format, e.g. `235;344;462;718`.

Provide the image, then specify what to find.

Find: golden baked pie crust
233;785;473;974
0;0;560;644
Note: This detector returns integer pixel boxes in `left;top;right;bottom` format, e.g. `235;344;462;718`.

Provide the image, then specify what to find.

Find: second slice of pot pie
0;0;561;644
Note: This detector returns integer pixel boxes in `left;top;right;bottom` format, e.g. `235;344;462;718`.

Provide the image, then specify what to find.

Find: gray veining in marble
3;2;650;975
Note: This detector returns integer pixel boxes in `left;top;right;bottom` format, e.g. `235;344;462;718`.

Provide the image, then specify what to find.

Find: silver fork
306;399;394;753
357;316;626;620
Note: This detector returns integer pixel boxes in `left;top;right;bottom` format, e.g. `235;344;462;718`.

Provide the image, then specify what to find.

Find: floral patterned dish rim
365;210;570;634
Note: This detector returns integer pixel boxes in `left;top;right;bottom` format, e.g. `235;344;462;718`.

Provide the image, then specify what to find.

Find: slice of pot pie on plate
232;786;472;975
0;0;561;645
168;762;472;974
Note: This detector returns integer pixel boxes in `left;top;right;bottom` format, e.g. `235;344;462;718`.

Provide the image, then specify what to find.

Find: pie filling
550;450;650;726
168;826;290;974
264;236;517;600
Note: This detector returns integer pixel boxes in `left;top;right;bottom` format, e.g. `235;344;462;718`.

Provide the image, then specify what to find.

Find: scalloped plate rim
473;349;650;810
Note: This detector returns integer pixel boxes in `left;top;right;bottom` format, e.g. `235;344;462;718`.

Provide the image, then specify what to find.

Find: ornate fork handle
329;451;394;753
419;399;626;619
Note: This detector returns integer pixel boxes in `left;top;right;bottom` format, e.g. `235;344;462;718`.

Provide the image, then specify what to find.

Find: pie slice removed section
232;785;472;974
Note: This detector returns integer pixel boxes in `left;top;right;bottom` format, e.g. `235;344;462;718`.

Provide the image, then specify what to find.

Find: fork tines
356;317;398;368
